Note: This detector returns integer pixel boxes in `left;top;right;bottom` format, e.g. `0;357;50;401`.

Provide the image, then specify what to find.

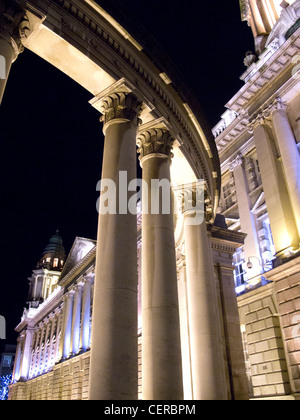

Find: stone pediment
60;237;96;279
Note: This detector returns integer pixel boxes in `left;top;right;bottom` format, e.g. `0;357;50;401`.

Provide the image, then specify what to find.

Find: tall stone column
80;275;92;352
0;1;29;103
251;115;298;254
61;291;74;360
89;84;142;400
137;125;183;400
12;337;22;382
229;153;262;278
270;99;300;240
181;185;227;400
19;328;34;381
70;284;83;356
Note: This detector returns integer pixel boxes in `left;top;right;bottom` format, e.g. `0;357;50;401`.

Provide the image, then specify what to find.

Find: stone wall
9;352;90;400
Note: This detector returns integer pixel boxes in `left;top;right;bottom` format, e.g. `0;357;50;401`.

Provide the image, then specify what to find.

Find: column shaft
272;103;300;239
253;121;298;253
62;292;74;360
19;329;34;381
89;90;141;400
183;213;227;400
71;285;83;355
141;149;183;400
230;155;261;277
80;277;92;352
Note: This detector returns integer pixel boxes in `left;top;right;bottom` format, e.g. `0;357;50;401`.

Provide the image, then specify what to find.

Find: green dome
42;229;65;257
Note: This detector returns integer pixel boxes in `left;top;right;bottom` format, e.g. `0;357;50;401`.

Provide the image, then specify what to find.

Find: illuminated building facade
214;0;300;399
5;0;248;401
5;0;300;401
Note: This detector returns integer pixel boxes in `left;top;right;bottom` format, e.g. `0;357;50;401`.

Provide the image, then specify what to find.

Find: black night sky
0;0;253;347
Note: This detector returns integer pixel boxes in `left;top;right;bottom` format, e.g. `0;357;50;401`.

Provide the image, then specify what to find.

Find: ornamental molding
90;78;143;128
248;97;287;132
137;127;175;160
229;153;244;172
0;0;30;56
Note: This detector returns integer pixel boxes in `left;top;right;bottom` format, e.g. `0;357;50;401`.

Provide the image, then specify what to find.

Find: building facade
5;0;300;400
213;0;300;399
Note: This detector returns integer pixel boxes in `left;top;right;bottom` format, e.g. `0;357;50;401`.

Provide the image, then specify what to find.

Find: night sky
0;0;253;347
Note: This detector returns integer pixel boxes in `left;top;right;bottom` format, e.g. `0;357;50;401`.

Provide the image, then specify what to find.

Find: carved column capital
137;127;175;162
0;0;30;57
229;153;244;172
99;92;142;126
247;112;271;133
90;79;143;130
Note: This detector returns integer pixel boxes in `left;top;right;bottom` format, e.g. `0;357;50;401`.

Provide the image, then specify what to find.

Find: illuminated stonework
7;0;244;402
214;0;300;399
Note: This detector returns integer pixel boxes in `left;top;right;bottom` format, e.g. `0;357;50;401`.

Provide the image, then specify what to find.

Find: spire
36;230;66;271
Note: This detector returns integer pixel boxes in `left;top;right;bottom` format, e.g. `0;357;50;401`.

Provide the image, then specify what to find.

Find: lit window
53;258;58;268
46;258;51;263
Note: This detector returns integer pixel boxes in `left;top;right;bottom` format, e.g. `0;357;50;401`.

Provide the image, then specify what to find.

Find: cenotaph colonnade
1;0;243;400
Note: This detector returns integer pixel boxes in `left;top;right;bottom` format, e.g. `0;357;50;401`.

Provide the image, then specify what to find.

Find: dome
36;230;66;271
42;230;65;257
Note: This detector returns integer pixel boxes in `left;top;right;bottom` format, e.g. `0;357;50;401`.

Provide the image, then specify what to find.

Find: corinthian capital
90;79;143;128
99;92;142;126
137;128;175;161
0;0;30;56
229;153;244;172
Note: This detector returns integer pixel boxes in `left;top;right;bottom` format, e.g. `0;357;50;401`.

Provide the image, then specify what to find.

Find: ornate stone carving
0;0;30;56
98;92;142;127
137;128;175;160
229;153;244;172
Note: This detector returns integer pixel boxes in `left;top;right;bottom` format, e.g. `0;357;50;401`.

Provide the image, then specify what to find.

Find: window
2;355;12;367
53;258;58;268
233;247;248;293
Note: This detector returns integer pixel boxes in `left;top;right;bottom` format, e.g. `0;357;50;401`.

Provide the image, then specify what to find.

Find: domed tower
240;0;297;53
27;231;66;309
36;230;66;271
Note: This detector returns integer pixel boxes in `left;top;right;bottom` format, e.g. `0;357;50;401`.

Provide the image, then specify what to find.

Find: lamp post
246;256;272;286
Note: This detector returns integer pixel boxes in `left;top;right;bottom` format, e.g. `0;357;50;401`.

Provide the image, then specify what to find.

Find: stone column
181;185;227;400
41;318;51;372
19;328;34;381
89;84;142;400
54;309;62;363
70;284;83;356
12;337;22;382
0;1;29;103
61;291;75;360
176;253;193;400
36;323;45;375
79;276;92;352
251;115;298;254
47;313;57;368
270;99;300;240
137;125;183;400
229;153;262;278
